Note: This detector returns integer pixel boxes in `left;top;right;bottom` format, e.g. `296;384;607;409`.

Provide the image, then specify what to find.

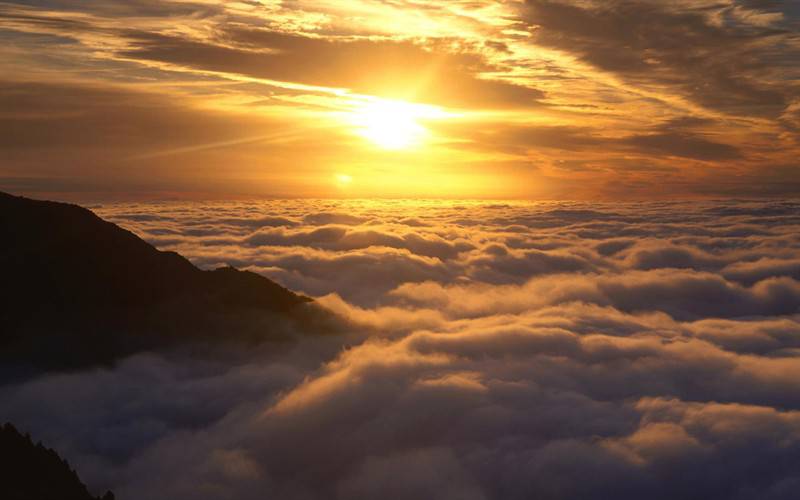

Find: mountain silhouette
0;191;317;380
0;422;114;500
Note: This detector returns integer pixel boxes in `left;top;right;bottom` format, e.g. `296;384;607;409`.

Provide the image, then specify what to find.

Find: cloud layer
3;199;800;499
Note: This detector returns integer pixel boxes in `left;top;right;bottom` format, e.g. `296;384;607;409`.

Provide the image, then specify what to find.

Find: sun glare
349;99;446;150
336;173;353;186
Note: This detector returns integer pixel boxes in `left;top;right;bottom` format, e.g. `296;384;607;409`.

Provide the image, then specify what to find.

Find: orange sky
0;0;798;199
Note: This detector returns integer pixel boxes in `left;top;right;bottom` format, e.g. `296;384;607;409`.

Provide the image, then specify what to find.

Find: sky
0;0;798;200
3;198;800;499
3;4;800;497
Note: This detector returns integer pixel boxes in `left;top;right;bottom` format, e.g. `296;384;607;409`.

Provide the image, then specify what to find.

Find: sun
349;99;445;150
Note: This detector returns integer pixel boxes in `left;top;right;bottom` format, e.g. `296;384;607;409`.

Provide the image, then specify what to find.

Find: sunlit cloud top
0;0;798;199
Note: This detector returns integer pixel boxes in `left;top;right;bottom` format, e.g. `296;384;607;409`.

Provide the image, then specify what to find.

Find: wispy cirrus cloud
0;0;797;198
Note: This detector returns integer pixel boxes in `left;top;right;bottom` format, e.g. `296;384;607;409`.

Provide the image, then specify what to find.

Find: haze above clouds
3;199;800;499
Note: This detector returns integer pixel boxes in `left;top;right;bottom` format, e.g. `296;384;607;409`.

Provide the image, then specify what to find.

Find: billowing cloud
3;199;799;499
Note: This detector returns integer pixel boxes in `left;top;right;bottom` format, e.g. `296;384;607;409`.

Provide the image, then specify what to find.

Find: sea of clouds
3;199;800;499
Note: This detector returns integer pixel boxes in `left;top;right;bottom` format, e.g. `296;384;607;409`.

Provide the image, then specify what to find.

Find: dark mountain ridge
0;191;316;379
0;422;113;500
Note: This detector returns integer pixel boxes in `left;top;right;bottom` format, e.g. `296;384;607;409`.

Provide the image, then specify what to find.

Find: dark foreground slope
0;423;113;500
0;191;317;378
